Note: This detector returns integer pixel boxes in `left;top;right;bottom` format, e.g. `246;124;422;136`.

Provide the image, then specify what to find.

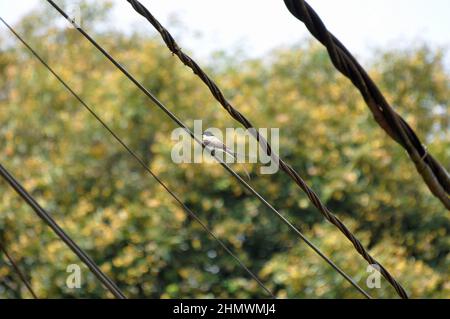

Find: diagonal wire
282;0;449;210
0;163;126;299
44;0;372;298
122;0;407;298
0;17;273;298
0;241;38;299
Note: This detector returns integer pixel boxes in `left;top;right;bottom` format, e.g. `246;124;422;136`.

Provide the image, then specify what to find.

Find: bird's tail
233;152;251;181
240;165;251;181
223;150;251;181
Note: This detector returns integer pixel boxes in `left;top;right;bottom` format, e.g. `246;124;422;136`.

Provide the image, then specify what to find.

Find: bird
202;131;236;158
202;130;251;180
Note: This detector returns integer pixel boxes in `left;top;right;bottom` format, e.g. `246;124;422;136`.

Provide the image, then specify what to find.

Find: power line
0;17;273;298
283;0;450;210
0;163;126;299
123;0;407;298
0;241;38;299
44;0;371;298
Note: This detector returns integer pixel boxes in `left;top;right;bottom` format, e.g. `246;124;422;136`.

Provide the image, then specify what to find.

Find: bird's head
202;130;214;137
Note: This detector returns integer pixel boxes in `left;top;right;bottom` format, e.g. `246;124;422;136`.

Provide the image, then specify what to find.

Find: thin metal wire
282;0;450;211
0;17;274;298
123;0;407;298
0;163;126;299
45;0;372;298
0;241;38;299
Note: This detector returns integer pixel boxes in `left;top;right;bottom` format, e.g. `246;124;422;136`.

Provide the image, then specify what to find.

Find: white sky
1;0;449;63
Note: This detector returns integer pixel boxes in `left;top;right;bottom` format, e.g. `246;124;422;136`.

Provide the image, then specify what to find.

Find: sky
1;0;449;64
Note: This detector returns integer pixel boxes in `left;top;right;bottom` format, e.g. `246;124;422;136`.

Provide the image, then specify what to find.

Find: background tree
0;1;448;298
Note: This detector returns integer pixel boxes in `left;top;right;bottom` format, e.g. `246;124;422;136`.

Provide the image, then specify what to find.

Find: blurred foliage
0;1;448;299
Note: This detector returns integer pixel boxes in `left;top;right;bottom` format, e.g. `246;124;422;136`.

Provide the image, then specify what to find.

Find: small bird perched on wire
202;130;251;180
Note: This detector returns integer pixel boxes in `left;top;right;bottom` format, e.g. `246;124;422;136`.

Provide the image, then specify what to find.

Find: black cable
44;1;372;298
0;241;38;298
124;0;408;299
0;17;274;298
0;163;126;299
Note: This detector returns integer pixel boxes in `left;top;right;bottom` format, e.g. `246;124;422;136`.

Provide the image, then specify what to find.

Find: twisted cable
1;16;274;298
45;0;373;298
125;0;408;298
283;0;449;209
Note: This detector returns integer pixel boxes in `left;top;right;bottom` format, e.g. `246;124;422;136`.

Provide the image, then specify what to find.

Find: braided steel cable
0;163;126;299
0;241;38;298
124;0;408;298
0;17;274;298
45;0;372;298
283;0;449;210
